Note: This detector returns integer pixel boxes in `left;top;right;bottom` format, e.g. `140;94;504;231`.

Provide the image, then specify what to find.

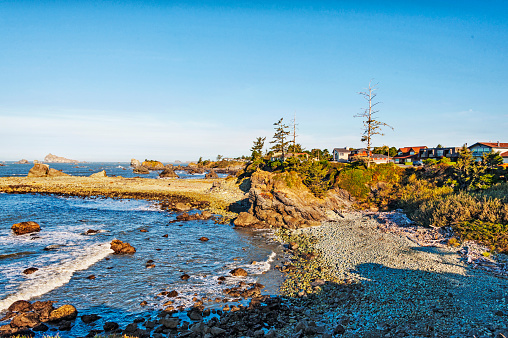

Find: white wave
0;243;113;312
243;252;277;275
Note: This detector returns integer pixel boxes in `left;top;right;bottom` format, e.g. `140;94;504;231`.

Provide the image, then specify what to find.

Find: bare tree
290;112;298;150
354;81;393;166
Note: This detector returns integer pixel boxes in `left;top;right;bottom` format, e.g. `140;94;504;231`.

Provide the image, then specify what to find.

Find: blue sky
1;1;507;161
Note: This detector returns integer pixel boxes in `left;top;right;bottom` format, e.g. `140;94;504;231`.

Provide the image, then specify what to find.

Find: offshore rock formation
15;159;29;164
44;153;79;164
110;240;136;254
12;221;41;235
141;160;164;170
27;164;70;178
130;159;141;167
159;167;178;178
234;170;352;229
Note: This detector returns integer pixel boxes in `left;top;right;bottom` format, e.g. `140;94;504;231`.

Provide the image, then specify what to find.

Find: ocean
0;164;282;337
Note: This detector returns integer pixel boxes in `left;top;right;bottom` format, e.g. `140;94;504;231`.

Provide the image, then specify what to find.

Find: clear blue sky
1;1;507;161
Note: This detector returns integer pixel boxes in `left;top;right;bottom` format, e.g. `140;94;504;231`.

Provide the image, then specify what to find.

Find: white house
332;148;350;162
468;142;508;162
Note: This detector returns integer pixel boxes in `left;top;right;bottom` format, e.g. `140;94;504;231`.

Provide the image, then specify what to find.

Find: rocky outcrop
48;304;77;322
15;159;29;164
234;170;351;229
12;221;41;235
27;164;70;177
205;169;219;179
44;153;79;163
170;211;213;223
133;166;149;174
141;160;164;170
159;167;178;178
110;240;136;254
90;170;107;178
230;268;248;277
27;163;50;177
130;159;141;167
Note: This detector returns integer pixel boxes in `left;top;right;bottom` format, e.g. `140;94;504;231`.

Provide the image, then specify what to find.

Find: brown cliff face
234;170;352;229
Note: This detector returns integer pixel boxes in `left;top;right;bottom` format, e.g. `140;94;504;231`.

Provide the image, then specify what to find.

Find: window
410;151;414;155
437;150;443;157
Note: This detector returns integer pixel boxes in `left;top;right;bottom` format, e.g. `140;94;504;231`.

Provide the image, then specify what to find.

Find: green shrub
454;220;508;253
335;168;373;199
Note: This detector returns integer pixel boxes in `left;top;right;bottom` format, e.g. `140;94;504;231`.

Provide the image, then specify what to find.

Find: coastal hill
44;153;80;164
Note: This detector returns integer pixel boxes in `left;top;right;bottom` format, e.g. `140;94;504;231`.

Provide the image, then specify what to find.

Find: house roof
393;154;418;159
470;142;508;149
501;151;508;158
333;148;350;153
372;154;390;159
398;146;427;153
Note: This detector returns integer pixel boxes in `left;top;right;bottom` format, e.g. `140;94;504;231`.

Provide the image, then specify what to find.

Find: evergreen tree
250;137;266;160
270;118;290;158
482;151;503;168
450;146;492;191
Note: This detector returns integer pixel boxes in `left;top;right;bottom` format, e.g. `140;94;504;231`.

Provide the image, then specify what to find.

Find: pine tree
270;118;290;159
250;137;266;160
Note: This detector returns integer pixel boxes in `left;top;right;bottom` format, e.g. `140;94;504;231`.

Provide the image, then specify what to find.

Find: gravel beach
293;212;508;338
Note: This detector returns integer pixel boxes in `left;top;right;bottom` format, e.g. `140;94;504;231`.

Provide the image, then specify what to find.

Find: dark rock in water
180;274;190;280
187;308;203;321
140;229;148;232
110;239;136;254
32;301;56;322
11;221;41;235
58;320;72;331
43;244;64;251
160;317;180;329
85;329;103;337
205;169;219;179
86;275;96;280
140;301;148;306
81;314;101;324
49;304;78;322
199;237;209;242
230;268;248;277
167;290;178;297
162;234;168;238
23;267;38;275
334;324;346;335
8;300;32;313
32;323;49;332
84;229;99;235
103;321;119;331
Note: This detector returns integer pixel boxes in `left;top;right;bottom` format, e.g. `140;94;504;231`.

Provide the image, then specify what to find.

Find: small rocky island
44;153;80;164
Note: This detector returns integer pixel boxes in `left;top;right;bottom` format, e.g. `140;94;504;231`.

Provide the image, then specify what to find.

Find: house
270;152;309;161
347;149;391;163
348;148;369;162
332;148;350;162
371;154;391;164
419;147;461;162
392;146;427;164
468;142;508;162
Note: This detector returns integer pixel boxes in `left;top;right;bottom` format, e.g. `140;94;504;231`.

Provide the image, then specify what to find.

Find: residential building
371;154;391;164
347;149;392;163
419;147;461;161
332;148;350;162
468;142;508;162
270;152;309;161
392;146;427;164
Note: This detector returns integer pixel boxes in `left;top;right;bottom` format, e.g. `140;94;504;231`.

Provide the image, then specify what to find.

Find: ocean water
0;193;282;337
0;162;227;179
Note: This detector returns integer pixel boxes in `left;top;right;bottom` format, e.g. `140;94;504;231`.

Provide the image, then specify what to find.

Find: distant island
44;153;80;164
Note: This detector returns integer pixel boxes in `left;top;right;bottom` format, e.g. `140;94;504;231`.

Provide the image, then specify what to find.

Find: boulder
141;160;164;170
49;304;77;322
103;321;119;331
90;170;107;178
234;212;265;228
15;159;29;164
48;168;70;177
131;159;141;167
133;166;150;174
10;312;40;328
159;167;179;178
81;314;101;324
230;268;248;277
12;221;41;235
110;240;136;254
205;170;219;179
199;237;209;242
174;202;191;212
27;164;50;177
23;267;38;274
8;300;32;313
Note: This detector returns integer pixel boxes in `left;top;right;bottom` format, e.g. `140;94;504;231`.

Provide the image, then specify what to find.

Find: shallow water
0;193;283;337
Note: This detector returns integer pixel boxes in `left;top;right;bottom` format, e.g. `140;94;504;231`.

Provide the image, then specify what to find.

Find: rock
103;321;119;331
81;314;101;324
32;301;55;322
230;268;248;277
234;212;265;228
133;166;150;174
58;319;73;330
181;274;190;280
140;301;148;306
90;170;107;178
201;211;212;219
48;168;70;177
10;312;40;328
16;159;29;164
199;237;209;242
187;308;203;321
110;239;136;254
141;160;165;170
160;317;180;329
160;167;179;178
334;324;345;335
205;170;219;179
12;221;40;235
211;326;227;335
23;267;38;274
85;229;99;235
49;304;77;322
131;159;141;167
167;290;178;297
27;163;50;177
44;153;79;163
174;203;191;212
32;323;49;331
